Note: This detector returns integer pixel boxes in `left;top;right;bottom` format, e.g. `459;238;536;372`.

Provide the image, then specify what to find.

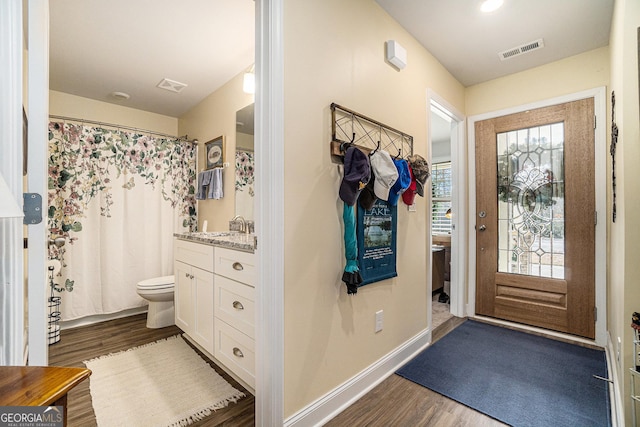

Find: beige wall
282;0;464;416
609;0;640;423
465;47;610;116
49;90;178;135
178;71;254;231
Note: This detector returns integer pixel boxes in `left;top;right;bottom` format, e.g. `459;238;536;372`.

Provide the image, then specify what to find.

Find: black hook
340;133;357;153
370;141;380;156
394;147;402;159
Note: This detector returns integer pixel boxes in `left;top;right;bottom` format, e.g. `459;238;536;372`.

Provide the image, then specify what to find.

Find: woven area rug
397;320;611;427
84;335;245;427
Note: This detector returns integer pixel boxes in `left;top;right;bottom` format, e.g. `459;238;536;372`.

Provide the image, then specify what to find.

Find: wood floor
49;313;505;427
48;314;255;427
325;316;507;427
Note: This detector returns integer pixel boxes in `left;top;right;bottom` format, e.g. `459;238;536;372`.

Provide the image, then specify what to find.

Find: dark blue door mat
396;320;610;427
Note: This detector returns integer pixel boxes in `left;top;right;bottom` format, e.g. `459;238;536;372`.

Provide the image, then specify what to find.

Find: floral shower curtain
235;149;255;218
47;122;196;321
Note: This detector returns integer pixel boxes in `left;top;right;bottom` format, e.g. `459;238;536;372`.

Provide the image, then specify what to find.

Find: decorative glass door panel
475;98;595;339
496;123;565;279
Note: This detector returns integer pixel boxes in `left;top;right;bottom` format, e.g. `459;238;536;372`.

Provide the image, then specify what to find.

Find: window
432;162;452;234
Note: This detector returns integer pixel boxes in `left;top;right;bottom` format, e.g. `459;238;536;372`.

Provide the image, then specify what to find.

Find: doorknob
478;224;486;231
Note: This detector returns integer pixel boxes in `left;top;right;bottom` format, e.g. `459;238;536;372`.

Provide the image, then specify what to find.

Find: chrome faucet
231;215;247;234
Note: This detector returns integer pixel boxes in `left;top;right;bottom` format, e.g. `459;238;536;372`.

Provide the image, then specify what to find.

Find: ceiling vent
156;78;188;93
498;38;545;61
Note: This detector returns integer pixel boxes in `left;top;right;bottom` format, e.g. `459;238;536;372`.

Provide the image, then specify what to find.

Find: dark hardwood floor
48;314;255;427
50;313;505;427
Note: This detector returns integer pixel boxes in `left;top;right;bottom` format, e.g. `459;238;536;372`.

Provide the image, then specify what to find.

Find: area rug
396;320;610;427
84;335;245;427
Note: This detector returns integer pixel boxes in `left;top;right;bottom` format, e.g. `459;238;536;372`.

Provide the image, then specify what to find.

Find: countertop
174;231;256;253
0;366;91;406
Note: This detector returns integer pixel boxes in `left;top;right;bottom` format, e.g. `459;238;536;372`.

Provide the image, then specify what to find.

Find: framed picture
205;136;224;169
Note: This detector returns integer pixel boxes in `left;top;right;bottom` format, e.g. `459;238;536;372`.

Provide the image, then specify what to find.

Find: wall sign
357;199;397;286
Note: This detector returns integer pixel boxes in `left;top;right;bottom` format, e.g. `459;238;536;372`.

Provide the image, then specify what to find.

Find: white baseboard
284;328;431;427
607;332;624;427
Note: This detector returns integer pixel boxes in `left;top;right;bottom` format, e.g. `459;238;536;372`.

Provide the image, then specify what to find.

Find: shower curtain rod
49;114;199;145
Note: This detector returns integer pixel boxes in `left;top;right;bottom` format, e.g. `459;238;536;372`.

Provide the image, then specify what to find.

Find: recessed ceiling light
481;0;504;13
111;91;130;100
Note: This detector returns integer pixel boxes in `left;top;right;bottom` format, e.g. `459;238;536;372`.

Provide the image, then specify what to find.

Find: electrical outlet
408;204;416;212
375;310;383;333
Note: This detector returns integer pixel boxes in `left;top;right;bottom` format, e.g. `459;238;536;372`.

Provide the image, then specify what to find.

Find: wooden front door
475;98;595;339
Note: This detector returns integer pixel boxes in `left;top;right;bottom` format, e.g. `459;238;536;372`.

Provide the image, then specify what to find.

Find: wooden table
0;366;91;426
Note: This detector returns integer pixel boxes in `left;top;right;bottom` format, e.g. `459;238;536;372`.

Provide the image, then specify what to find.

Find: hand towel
196;170;213;200
208;168;224;199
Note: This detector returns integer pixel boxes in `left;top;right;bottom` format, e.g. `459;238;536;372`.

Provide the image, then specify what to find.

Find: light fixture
0;172;23;218
480;0;504;13
110;91;130;100
445;208;452;219
243;64;255;94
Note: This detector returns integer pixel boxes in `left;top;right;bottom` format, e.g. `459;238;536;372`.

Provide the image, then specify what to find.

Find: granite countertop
174;231;256;253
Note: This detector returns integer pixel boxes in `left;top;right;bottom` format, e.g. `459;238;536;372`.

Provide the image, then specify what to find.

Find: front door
475;98;595;339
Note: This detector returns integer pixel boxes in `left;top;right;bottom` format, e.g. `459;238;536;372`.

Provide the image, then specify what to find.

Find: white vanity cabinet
213;247;256;389
174;239;215;355
173;236;256;391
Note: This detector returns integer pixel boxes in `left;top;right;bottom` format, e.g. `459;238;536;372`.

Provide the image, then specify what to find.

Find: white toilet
136;275;175;328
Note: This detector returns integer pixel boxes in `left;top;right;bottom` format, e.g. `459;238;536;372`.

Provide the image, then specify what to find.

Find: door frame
467;87;607;346
427;90;466;319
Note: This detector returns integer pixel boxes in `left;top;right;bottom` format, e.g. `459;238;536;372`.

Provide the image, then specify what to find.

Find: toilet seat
137;275;174;290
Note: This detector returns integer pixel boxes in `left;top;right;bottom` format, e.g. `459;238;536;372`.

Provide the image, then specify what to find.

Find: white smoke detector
386;40;407;70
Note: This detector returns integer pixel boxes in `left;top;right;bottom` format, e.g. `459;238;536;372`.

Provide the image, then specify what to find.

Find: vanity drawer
214;275;255;338
214;320;255;388
175;239;214;272
214;247;255;286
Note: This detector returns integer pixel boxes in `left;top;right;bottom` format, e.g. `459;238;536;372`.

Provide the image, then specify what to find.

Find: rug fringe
82;334;182;365
167;392;247;427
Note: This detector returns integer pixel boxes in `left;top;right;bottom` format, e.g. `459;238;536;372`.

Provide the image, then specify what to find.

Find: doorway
428;92;465;330
470;93;607;342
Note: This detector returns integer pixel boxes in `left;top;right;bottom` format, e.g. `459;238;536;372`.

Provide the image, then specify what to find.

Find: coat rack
330;103;413;162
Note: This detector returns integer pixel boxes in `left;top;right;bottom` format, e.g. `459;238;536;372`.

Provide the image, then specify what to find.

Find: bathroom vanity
173;232;256;392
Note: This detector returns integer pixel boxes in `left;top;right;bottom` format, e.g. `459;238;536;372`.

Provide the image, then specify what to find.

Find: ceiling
49;0;255;118
375;0;614;87
49;0;614;119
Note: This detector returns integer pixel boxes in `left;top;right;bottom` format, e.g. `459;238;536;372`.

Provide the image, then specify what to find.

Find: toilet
136;275;175;328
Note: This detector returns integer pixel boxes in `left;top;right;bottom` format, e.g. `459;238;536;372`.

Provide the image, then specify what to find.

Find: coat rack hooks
330;103;413;163
370;141;380;156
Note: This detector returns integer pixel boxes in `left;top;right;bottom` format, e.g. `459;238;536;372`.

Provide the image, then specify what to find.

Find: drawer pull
232;262;244;271
233;347;244;358
232;301;244;310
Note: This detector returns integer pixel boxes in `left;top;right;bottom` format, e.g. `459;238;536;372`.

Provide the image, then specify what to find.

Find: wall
282;0;464;417
465;47;610;116
178;71;254;231
49;90;178;135
609;0;640;423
